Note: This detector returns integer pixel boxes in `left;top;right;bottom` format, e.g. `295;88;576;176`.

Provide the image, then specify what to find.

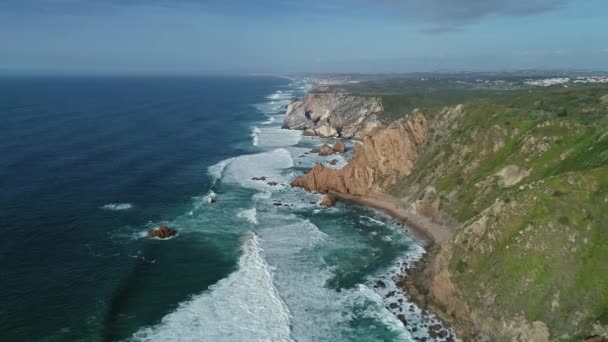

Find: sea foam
222;148;294;190
237;208;258;225
131;233;292;342
254;126;302;149
100;203;133;211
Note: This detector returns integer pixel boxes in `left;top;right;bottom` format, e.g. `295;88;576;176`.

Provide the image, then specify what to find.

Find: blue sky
1;0;607;74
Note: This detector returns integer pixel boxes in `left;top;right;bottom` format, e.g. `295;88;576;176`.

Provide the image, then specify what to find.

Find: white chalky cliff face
282;92;383;138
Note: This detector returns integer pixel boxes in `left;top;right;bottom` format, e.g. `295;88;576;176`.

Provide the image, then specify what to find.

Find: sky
0;0;607;74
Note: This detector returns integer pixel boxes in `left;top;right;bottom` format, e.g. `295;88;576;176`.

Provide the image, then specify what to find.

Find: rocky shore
285;84;608;341
285;91;462;339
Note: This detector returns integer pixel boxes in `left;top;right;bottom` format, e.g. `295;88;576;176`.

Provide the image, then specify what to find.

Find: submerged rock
148;226;176;239
329;159;338;165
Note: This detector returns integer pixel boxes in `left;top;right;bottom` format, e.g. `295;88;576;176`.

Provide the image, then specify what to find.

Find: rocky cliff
291;112;427;194
282;92;383;138
289;84;608;341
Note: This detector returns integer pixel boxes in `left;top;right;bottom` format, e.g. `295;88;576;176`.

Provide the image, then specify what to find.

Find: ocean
0;76;453;341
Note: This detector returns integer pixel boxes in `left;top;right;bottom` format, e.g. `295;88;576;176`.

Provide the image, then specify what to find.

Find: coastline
329;190;453;245
328;190;468;339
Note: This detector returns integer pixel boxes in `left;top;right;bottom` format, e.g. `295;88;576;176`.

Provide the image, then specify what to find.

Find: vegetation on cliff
382;84;608;340
291;79;608;340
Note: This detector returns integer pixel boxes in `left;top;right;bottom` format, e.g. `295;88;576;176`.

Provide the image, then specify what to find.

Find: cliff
282;92;383;138
291;111;427;194
289;84;608;341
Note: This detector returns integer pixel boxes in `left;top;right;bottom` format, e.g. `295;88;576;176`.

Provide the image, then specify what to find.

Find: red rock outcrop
318;144;334;156
320;194;337;207
333;141;346;153
291;112;428;196
148;226;176;239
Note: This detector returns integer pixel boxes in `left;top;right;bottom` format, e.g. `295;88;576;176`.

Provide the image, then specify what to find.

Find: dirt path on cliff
330;191;453;245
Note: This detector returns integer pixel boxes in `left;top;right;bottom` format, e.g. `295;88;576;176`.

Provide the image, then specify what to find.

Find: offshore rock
333;141;346;153
318;144;334;156
148;226;176;239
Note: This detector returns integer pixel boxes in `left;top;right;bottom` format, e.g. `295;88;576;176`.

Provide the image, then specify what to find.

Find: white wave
100;203;133;211
359;215;387;227
207;157;235;184
254;214;414;341
206;190;217;203
254;126;302;149
262;115;276;124
253;191;272;200
222;148;294;190
237;208;258;225
251;127;261;147
131;233;292;342
266;90;294;100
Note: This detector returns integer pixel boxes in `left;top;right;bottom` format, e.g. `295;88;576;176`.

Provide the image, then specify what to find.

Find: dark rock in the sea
398;298;403;303
320;194;336;207
389;302;399;309
148;226;176;239
252;176;267;181
311;148;320;153
209;197;217;204
428;324;443;339
333;141;346;153
385;291;396;298
318;144;334;156
396;314;408;325
267;181;278;186
329;159;338;165
374;280;386;288
309;201;317;204
273;202;283;206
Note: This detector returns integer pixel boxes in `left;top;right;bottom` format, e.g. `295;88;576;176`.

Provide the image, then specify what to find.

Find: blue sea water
0;76;454;341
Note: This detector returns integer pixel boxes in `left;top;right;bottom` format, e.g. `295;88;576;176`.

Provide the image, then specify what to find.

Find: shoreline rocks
333;141;346;153
318;144;334;156
291;112;428;196
320;194;336;207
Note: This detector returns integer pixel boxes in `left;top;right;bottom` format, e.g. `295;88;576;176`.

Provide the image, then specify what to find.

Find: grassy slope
379;84;608;339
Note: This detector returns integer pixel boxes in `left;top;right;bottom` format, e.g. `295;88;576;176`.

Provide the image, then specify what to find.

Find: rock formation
318;144;334;156
282;92;382;138
333;141;346;153
320;194;336;207
148;226;176;239
291;112;428;195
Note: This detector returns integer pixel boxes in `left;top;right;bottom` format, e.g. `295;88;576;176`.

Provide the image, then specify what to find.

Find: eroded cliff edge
291;111;427;195
287;88;608;341
282;92;383;138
